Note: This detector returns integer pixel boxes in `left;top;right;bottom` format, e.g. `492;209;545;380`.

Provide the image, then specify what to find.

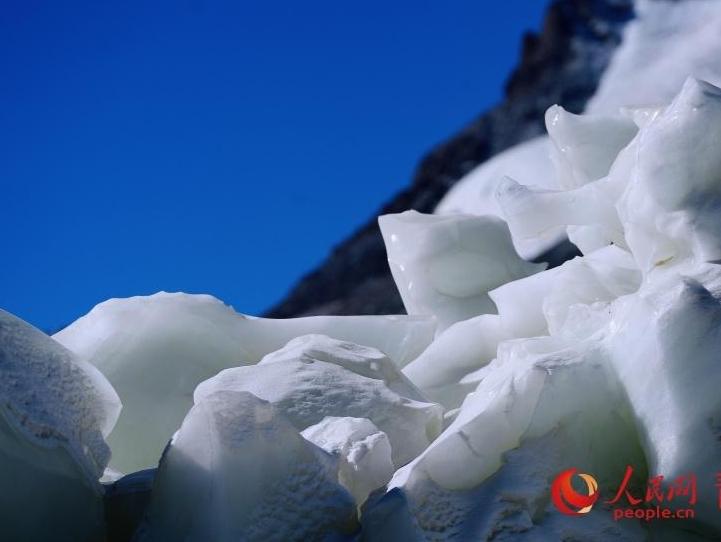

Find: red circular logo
551;468;599;515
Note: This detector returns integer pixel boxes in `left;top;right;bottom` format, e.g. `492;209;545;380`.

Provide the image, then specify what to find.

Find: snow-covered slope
267;0;635;318
588;0;721;113
436;0;721;259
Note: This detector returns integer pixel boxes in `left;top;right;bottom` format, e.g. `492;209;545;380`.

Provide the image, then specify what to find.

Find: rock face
266;0;633;318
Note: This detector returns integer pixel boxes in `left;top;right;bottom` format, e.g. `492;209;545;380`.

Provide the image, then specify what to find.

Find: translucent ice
545;105;637;190
402;314;509;410
55;292;434;472
195;334;443;467
379;211;544;333
435;137;564;258
0;309;120;541
385;78;721;539
302;416;394;507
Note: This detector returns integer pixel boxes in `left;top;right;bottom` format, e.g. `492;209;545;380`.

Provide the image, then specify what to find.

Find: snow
587;0;721;114
436;0;721;259
134;391;357;542
195;334;443;467
54;292;434;473
0;309;120;541
379;211;544;332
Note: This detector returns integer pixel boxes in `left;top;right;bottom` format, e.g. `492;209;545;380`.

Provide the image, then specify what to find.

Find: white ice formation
301;416;395;508
54;292;434;473
436;0;721;260
195;334;443;467
135;391;357;542
380;77;721;539
127;76;721;540
434;137;563;258
0;309;120;541
379;211;545;333
6;5;721;538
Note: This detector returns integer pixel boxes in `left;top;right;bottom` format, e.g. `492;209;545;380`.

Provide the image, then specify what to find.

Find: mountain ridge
266;0;634;318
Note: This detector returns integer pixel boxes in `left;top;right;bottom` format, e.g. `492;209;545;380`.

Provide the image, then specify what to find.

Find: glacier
0;309;120;541
53;292;434;473
134;391;358;541
194;334;443;468
5;9;721;540
382;77;721;540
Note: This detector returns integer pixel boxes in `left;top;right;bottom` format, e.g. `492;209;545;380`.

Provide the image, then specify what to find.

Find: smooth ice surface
54;292;434;472
135;391;357;542
302;416;394;507
617;78;721;269
0;309;120;541
435;137;564;258
379;211;544;333
402;314;510;410
195;334;443;467
545;105;638;190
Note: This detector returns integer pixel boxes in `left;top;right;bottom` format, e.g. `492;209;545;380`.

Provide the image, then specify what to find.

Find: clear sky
1;1;547;332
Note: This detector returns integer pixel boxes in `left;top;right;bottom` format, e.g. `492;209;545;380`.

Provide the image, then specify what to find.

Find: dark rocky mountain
266;0;634;318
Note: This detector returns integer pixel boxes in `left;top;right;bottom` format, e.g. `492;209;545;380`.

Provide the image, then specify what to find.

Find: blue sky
1;1;547;332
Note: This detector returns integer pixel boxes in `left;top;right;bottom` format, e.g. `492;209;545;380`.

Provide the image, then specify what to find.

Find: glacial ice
135;391;357;542
54;292;434;472
301;416;394;507
0;309;120;541
436;0;721;259
607;275;721;531
545;105;638;191
379;211;544;333
402;314;509;410
616;78;721;268
434;137;564;258
6;32;721;541
195;334;443;467
381;77;721;539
